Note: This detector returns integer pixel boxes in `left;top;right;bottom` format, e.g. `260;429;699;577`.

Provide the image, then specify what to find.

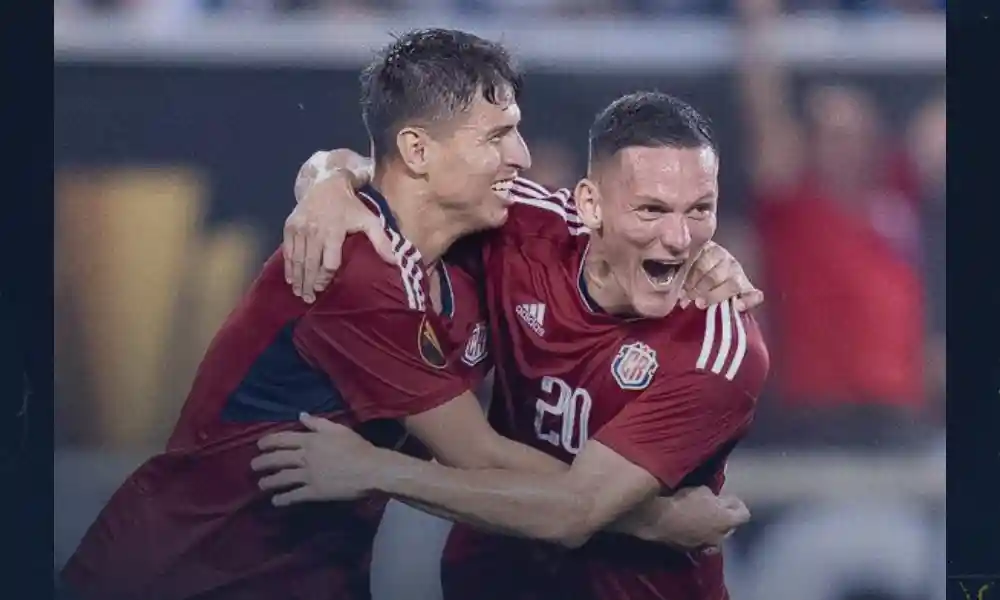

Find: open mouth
641;259;682;288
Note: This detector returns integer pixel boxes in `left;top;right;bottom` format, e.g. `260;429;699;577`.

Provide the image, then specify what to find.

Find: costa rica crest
611;341;658;390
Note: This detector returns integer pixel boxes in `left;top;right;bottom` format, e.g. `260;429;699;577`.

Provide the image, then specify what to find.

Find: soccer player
61;32;752;600
254;91;768;600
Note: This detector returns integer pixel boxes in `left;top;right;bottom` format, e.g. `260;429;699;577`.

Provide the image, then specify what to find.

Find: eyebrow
635;194;717;207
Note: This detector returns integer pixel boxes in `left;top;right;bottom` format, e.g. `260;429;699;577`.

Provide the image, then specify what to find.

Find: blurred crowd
56;0;945;18
719;0;946;448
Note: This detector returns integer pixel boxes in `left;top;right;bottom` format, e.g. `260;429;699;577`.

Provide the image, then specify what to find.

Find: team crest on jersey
611;341;658;391
418;316;447;369
462;322;489;367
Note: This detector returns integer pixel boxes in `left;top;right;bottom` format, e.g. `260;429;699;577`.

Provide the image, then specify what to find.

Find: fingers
308;219;391;298
258;468;307;492
256;431;309;452
700;277;744;308
298;412;344;433
313;271;335;294
688;258;764;310
301;226;327;304
314;228;346;282
282;216;301;284
290;228;308;298
272;485;319;507
734;289;765;312
250;449;305;473
685;255;727;310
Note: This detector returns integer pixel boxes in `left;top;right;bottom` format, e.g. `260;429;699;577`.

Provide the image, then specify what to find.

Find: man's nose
658;214;691;256
505;130;531;172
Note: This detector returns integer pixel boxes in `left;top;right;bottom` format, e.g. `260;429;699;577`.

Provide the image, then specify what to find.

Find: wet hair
588;91;716;167
360;28;523;162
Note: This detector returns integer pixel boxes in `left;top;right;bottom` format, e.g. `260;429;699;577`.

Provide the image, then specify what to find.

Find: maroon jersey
444;180;769;600
62;185;490;600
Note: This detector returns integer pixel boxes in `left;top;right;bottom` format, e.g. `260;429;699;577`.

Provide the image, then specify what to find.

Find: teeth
646;274;675;288
643;260;680;287
491;180;513;192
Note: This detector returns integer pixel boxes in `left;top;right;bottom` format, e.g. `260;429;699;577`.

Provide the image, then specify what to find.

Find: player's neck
372;171;464;264
581;242;635;316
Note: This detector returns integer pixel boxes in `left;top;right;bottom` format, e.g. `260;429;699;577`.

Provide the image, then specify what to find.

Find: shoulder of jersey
664;299;768;384
337;209;429;314
507;177;590;238
694;299;768;385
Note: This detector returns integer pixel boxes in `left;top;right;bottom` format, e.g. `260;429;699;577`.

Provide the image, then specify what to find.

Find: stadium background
54;1;946;599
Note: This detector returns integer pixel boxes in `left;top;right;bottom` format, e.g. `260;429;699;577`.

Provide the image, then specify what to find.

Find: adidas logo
516;302;546;337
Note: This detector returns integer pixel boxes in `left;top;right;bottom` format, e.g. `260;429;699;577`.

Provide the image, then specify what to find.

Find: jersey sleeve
591;371;756;490
292;236;469;422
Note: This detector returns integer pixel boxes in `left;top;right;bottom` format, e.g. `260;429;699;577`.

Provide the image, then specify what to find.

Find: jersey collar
358;184;400;233
576;240;605;315
358;184;454;318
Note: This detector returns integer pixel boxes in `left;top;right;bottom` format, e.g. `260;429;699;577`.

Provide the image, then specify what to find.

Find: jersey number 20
534;376;593;455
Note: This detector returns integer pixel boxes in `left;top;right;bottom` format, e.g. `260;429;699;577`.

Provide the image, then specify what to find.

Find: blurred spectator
736;0;930;447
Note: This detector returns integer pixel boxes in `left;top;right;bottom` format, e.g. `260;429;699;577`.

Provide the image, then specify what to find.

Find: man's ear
396;127;432;176
574;178;603;230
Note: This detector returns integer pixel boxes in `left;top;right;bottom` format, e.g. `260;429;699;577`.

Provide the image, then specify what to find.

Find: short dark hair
588;91;716;167
360;28;523;162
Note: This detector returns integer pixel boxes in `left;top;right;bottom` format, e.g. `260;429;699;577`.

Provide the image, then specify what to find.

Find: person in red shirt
62;31;757;600
255;92;769;600
59;28;525;600
736;0;925;440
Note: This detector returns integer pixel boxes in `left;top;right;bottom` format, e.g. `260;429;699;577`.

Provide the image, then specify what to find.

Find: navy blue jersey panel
221;321;345;422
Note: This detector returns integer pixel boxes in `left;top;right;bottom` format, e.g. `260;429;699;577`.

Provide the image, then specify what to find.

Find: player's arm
403;401;747;549
378;372;754;548
736;0;804;191
402;391;563;472
258;368;757;549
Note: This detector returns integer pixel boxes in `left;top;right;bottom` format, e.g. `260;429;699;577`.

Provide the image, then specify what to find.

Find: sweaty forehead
617;145;718;203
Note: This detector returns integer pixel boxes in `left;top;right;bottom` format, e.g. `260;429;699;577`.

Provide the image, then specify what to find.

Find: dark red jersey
62;185;490;600
444;179;769;600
